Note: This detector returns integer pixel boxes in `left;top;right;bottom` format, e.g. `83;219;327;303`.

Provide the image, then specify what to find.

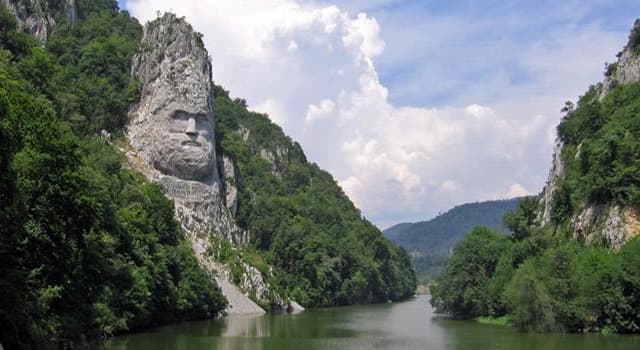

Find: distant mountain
384;198;524;280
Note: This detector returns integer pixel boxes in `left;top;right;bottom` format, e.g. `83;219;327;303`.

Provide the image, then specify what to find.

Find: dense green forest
0;2;226;349
431;218;640;333
0;0;416;348
384;198;522;281
431;24;640;333
213;85;416;307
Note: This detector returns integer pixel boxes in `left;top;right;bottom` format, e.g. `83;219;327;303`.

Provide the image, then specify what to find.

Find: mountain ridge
384;197;523;280
0;2;416;348
430;19;640;334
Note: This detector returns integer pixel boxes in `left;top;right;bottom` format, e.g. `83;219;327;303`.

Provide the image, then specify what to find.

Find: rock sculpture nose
185;117;197;136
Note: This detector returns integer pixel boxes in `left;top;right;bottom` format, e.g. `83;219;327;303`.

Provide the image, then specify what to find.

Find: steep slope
123;12;415;311
0;1;416;347
124;12;265;315
384;222;413;240
213;85;417;307
384;198;522;280
539;19;640;249
431;19;640;334
0;3;228;349
1;0;76;43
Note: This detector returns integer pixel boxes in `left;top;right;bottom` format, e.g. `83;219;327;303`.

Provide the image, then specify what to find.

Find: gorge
2;0;640;349
0;1;414;348
431;19;640;334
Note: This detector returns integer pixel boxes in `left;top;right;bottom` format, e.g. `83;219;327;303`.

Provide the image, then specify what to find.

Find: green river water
101;295;640;350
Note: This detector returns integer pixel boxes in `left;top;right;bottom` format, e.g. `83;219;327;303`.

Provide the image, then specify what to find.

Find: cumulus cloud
125;0;632;227
503;184;532;198
305;99;335;122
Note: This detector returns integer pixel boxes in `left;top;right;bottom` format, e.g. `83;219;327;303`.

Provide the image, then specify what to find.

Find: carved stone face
145;109;215;181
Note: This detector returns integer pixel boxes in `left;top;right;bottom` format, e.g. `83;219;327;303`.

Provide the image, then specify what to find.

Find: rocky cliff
539;19;640;249
1;0;75;43
125;13;280;314
538;139;564;226
600;20;640;99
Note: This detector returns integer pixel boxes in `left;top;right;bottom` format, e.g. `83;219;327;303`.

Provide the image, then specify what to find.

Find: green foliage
433;201;640;334
555;80;640;219
0;4;34;57
605;62;618;77
504;262;556;332
0;0;416;346
504;196;539;240
214;85;416;307
444;66;640;333
386;198;522;281
627;19;640;53
0;4;226;349
429;97;640;333
430;227;509;318
45;5;142;133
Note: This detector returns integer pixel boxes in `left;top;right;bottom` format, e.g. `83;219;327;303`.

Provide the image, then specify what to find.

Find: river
101;295;640;350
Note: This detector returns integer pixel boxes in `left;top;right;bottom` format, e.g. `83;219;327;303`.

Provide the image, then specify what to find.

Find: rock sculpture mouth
182;140;202;147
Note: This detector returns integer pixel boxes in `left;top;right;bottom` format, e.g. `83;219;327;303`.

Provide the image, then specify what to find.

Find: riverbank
476;316;510;327
101;295;640;350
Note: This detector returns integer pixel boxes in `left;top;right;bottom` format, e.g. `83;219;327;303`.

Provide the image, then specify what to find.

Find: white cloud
305;99;335;122
342;13;385;59
503;183;532;199
251;98;286;126
125;0;630;226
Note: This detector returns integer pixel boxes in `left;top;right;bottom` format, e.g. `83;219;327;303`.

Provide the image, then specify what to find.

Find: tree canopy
0;3;226;349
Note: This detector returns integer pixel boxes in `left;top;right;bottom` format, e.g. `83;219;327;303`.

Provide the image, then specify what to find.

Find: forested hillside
384;198;522;280
431;20;640;334
0;2;226;349
0;1;416;348
213;86;416;307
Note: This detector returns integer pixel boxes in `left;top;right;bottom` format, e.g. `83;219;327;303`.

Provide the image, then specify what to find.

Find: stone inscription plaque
160;176;206;202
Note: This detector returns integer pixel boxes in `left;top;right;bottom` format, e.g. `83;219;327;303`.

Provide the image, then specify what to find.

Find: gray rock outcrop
540;23;640;247
600;21;640;99
215;276;265;315
125;13;273;314
571;204;640;250
2;0;75;43
221;154;238;216
127;13;245;243
287;300;305;314
260;145;289;176
539;138;564;226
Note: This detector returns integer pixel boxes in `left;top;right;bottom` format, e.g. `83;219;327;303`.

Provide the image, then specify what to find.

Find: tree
504;263;556;332
503;197;538;240
430;226;508;318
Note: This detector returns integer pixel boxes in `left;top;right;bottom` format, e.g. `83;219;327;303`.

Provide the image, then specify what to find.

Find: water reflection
102;295;640;350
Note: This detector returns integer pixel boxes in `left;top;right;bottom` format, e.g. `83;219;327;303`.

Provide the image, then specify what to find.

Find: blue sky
122;1;640;228
366;0;640;107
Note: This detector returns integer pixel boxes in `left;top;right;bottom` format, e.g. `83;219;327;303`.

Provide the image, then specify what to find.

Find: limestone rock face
2;0;75;43
127;13;241;239
600;25;640;98
539;23;640;248
3;0;54;43
125;13;280;314
129;13;217;183
287;300;305;314
260;145;289;176
571;204;640;250
221;155;238;216
538;138;564;226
